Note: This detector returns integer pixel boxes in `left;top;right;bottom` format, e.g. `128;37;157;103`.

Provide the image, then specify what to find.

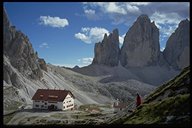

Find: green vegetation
110;66;190;125
144;66;190;103
124;94;190;124
50;113;67;119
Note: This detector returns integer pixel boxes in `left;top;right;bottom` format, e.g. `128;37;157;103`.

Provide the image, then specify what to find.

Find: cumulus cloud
88;2;141;15
75;27;109;44
39;16;69;28
151;12;182;25
82;2;141;25
78;57;93;64
106;2;127;15
39;42;49;48
84;9;100;20
151;12;183;38
84;9;95;15
126;4;140;13
82;2;189;28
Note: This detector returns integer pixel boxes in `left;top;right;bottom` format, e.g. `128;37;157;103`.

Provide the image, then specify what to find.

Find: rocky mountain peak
163;19;189;70
112;28;118;36
137;14;150;22
178;19;189;27
120;14;160;68
3;8;46;82
92;28;120;66
3;7;10;28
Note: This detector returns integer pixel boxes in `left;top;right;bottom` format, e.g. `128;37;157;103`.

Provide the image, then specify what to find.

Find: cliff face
163;19;190;70
92;29;120;67
3;8;47;84
120;14;160;68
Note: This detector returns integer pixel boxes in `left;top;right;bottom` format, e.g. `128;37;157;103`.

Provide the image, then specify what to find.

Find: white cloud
39;42;49;48
87;2;140;15
161;25;176;37
119;34;126;44
160;47;165;52
84;9;95;15
82;2;141;25
129;2;151;6
151;12;182;38
151;12;182;25
83;2;189;26
75;27;109;44
53;63;76;68
126;4;140;13
83;9;99;20
75;33;90;43
39;16;69;28
78;57;93;64
106;2;127;15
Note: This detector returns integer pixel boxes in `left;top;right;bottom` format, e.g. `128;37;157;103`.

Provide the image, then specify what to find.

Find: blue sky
4;2;189;67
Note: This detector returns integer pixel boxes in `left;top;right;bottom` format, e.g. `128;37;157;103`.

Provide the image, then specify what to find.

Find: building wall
113;107;126;113
33;100;60;110
32;94;74;110
62;94;74;110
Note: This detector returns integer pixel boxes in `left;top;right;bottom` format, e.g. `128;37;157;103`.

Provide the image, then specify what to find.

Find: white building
32;89;75;111
113;99;127;113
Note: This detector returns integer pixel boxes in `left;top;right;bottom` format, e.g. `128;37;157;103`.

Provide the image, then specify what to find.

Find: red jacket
136;95;141;107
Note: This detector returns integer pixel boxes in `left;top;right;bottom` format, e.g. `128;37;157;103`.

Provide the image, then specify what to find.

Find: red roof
32;89;75;102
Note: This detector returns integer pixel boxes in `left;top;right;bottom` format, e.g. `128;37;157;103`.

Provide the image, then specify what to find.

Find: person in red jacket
136;93;141;107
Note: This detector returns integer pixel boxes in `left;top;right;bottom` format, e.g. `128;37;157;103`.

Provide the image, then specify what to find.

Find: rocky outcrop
163;19;189;70
38;58;48;72
120;14;160;68
73;65;80;69
3;8;44;80
92;29;120;67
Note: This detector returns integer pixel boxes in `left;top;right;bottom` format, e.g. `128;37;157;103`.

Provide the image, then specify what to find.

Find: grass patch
50;113;67;119
123;94;190;124
144;66;190;103
79;104;101;111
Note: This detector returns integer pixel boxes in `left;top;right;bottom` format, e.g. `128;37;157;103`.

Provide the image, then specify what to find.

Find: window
45;103;47;105
42;101;44;103
41;105;44;108
35;105;39;107
48;101;57;103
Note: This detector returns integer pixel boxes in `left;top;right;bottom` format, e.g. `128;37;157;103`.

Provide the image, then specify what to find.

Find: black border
2;1;192;128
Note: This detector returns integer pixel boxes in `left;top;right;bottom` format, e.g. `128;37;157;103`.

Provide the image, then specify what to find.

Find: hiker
136;93;141;107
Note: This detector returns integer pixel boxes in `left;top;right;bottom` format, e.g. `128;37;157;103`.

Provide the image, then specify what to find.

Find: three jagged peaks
92;14;189;70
